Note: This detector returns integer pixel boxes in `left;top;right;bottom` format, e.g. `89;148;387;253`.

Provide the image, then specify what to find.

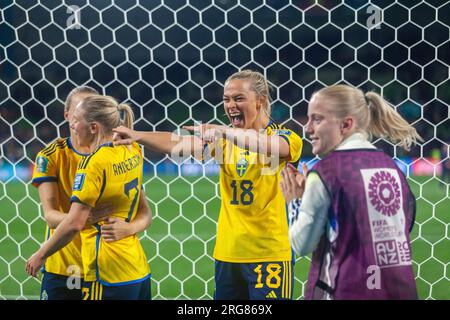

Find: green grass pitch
0;175;448;299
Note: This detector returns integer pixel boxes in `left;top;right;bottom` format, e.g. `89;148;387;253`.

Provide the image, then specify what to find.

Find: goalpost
0;0;449;299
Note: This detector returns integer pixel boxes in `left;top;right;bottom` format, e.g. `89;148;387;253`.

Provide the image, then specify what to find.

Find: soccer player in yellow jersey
113;70;303;300
27;95;152;300
31;86;102;300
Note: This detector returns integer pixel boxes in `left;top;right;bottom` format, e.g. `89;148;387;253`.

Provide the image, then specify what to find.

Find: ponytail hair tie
117;104;124;121
364;94;370;107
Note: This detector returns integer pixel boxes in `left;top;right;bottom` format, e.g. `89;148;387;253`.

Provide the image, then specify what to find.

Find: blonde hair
225;69;272;118
314;85;423;151
78;95;135;148
64;86;98;112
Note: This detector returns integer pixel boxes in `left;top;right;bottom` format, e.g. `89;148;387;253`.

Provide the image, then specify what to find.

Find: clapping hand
280;162;308;203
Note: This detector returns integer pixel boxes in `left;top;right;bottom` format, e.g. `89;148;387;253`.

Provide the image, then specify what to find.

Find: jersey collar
67;137;91;156
264;119;273;129
335;133;376;151
95;141;114;151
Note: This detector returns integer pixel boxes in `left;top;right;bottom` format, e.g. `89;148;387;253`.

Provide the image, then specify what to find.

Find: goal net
0;0;449;299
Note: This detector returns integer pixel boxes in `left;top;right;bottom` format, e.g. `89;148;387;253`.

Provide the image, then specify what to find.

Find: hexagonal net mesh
0;0;449;300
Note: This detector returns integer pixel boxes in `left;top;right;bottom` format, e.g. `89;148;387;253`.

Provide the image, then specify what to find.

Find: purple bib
305;149;418;300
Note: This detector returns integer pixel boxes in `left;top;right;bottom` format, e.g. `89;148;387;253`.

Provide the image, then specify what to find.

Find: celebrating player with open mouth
113;70;303;300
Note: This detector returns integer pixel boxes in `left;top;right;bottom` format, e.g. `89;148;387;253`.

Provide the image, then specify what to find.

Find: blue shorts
82;277;151;300
214;260;293;300
40;271;83;300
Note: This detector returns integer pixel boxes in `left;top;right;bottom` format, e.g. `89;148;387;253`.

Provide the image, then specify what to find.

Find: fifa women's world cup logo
368;171;401;217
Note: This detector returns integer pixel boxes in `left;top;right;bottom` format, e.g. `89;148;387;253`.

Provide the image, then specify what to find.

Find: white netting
0;0;449;300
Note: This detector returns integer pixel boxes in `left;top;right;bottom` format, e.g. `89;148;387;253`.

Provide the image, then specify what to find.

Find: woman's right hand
26;251;45;278
280;162;308;202
87;203;115;225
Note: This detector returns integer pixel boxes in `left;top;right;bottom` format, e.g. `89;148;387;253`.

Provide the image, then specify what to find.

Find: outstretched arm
100;191;152;242
26;202;91;277
184;124;291;160
113;126;204;157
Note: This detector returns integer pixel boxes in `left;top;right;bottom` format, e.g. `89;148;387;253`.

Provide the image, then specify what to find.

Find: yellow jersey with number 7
71;142;150;284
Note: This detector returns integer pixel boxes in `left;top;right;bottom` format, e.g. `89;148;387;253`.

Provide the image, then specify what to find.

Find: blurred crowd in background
1;0;449;175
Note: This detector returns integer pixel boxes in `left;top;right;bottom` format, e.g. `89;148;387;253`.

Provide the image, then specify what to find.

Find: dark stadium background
1;0;449;163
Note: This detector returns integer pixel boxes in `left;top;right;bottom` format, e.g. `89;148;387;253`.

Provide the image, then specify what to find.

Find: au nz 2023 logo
36;156;49;173
368;170;401;217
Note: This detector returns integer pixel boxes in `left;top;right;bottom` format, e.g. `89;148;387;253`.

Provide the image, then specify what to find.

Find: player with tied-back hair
27;95;152;300
31;86;98;300
280;84;422;300
113;70;303;300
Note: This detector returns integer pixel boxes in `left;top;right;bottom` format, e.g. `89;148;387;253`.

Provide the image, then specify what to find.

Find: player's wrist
129;222;137;236
134;130;143;143
35;247;48;261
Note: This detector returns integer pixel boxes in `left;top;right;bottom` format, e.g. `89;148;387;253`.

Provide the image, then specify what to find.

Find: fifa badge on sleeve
36;156;49;173
73;173;86;191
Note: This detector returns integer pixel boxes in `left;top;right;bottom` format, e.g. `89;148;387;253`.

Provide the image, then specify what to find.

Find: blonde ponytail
315;85;423;151
78;95;135;149
365;92;423;151
118;103;134;129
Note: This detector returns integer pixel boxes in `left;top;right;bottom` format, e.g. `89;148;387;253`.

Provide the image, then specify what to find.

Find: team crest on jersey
73;173;86;191
36;156;48;173
236;157;248;177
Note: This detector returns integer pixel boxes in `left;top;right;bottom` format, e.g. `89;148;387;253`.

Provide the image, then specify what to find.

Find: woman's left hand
183;124;228;143
280;162;308;202
100;217;133;242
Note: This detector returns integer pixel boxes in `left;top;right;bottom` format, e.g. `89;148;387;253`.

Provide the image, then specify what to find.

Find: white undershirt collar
335;132;376;151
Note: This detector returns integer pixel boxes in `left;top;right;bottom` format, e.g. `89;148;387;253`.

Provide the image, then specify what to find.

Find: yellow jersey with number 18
31;137;85;277
70;142;150;284
211;121;303;263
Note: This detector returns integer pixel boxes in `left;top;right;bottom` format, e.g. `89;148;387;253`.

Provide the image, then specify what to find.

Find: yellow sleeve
275;129;303;163
31;149;58;187
70;154;104;208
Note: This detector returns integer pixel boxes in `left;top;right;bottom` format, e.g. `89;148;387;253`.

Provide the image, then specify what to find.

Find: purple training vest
305;149;418;300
